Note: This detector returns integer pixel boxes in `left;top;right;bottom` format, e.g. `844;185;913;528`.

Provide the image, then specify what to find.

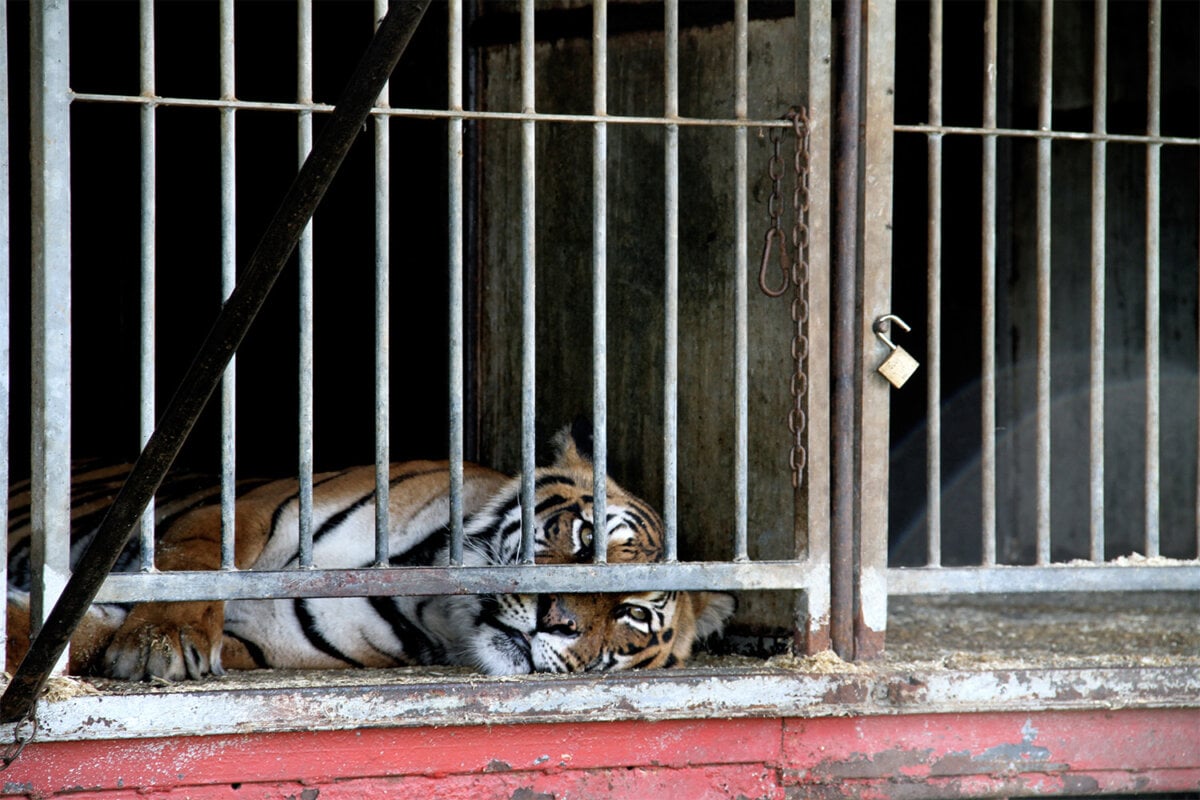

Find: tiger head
528;590;736;672
476;420;664;566
466;422;735;675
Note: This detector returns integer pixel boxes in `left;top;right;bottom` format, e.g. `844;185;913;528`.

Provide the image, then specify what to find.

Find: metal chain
0;712;37;771
759;107;811;489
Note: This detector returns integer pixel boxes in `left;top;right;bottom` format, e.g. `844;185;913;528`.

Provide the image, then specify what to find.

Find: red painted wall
4;710;1198;799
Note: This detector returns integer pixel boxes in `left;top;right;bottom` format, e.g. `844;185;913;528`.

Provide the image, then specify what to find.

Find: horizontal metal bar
895;123;1199;147
69;92;794;129
887;565;1200;595
21;665;1200;743
93;561;825;603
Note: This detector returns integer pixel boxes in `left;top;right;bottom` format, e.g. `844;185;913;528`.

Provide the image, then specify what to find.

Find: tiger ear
691;591;737;639
551;417;595;469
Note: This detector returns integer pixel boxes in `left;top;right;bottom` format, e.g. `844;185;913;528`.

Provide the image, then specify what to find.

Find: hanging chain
0;711;37;771
759;107;811;489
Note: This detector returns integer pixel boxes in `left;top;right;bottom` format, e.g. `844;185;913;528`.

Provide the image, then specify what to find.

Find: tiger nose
537;594;578;635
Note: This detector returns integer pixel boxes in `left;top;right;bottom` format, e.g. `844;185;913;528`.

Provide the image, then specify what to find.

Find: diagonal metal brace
1;0;432;725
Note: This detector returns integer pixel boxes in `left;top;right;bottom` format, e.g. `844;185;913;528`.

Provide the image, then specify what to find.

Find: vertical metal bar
732;0;749;562
925;0;943;567
0;0;11;666
297;0;316;568
1034;0;1053;565
663;0;679;563
29;0;72;675
519;0;536;563
798;0;833;654
980;0;998;566
858;0;896;660
1144;0;1161;558
138;0;157;571
373;0;392;566
448;0;466;565
831;0;862;658
219;0;238;570
591;0;609;563
1089;0;1108;562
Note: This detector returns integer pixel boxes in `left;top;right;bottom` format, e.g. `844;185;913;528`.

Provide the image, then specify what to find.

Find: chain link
759;107;811;489
0;713;37;771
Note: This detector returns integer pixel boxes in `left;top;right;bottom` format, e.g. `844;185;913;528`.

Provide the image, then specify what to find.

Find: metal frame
885;0;1200;596
9;0;833;702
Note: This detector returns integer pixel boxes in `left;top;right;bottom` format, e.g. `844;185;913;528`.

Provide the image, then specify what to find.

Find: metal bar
1089;0;1108;562
830;0;862;658
448;0;466;565
591;0;609;564
798;0;834;655
858;0;897;660
219;0;238;571
892;123;1199;147
1034;0;1053;565
373;0;392;567
980;0;998;567
663;0;680;563
926;0;943;567
1144;0;1162;558
887;565;1200;596
70;93;814;130
94;561;827;603
298;0;316;568
0;0;433;724
732;0;749;563
518;0;536;564
28;0;72;676
0;0;10;668
138;0;157;572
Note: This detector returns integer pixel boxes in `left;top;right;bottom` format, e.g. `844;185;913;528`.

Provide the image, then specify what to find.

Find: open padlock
874;314;920;389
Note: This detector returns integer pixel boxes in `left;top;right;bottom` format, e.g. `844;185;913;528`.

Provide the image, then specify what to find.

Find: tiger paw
103;601;226;681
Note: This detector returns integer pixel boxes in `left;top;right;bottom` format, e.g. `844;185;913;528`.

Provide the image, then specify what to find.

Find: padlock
874;314;919;389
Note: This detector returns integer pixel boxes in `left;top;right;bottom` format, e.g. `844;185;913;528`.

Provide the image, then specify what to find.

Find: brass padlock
874;314;919;389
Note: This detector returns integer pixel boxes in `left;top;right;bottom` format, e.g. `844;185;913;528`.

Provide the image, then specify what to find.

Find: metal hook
758;227;791;298
873;314;911;351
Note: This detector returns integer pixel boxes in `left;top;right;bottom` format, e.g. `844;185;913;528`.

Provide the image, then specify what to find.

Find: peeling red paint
2;709;1197;798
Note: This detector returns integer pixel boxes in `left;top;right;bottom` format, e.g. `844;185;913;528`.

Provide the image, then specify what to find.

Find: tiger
7;424;735;680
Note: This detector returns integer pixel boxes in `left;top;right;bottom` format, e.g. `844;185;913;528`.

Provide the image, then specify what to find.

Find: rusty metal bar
448;0;466;564
797;0;834;655
980;0;998;566
1144;0;1162;558
926;0;943;567
858;0;896;660
0;0;432;725
830;0;862;658
663;0;680;563
219;0;238;571
1089;0;1108;562
1035;0;1053;565
591;0;609;564
138;0;157;571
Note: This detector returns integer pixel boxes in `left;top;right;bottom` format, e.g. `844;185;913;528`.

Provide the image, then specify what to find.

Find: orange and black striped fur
8;426;734;680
